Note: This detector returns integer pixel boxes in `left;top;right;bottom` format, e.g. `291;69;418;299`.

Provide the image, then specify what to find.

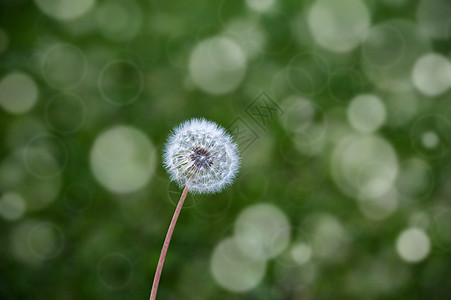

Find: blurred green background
1;0;451;299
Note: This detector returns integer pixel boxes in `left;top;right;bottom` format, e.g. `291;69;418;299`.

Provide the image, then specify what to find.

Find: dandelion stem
149;184;190;300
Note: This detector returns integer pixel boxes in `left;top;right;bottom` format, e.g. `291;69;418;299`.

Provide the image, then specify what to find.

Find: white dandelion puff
149;118;240;300
163;118;240;194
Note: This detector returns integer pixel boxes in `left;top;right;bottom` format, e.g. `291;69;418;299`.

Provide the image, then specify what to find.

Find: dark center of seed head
190;146;214;169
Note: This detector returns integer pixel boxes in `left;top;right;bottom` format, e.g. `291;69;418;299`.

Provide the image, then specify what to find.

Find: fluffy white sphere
163;118;240;194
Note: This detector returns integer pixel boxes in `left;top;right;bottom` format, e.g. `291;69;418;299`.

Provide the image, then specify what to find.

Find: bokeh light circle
307;0;370;52
290;243;312;265
41;44;87;89
23;135;68;179
411;53;451;97
97;253;133;289
245;0;275;12
383;89;420;127
188;36;247;95
28;222;64;260
210;237;266;292
309;214;349;261
362;22;405;68
411;114;451;158
99;60;143;105
281;97;327;156
395;158;434;200
96;0;142;42
223;18;266;60
34;0;96;21
362;20;430;91
275;262;317;293
282;97;325;137
344;255;410;298
396;227;430;263
331;134;398;199
409;212;430;230
357;162;397;198
90;126;155;194
10;221;40;265
0;150;62;211
347;94;386;133
275;228;311;266
1;1;450;297
0;192;26;221
0;72;38;114
234;203;291;260
422;132;439;148
45;93;86;134
358;189;398;220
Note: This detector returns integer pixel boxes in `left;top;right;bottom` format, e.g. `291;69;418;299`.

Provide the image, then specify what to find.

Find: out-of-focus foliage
1;0;451;299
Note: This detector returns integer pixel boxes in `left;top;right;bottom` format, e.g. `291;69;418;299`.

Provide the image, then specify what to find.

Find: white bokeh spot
412;53;451;97
0;72;38;114
210;237;266;292
90;126;155;194
347;94;386;133
245;0;276;12
290;243;312;265
308;0;370;52
0;192;26;221
189;37;247;95
331;134;399;199
34;0;96;21
234;203;290;260
396;228;430;263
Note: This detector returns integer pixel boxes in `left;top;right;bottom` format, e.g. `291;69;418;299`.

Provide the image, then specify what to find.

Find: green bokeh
1;0;451;299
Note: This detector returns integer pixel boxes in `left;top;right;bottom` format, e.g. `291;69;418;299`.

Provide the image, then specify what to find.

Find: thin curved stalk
149;184;190;300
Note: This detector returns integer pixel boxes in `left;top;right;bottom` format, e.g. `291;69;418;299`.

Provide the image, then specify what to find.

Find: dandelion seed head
163;118;240;194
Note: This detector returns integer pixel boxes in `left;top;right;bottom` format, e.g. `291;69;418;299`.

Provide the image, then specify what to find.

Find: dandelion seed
163;118;240;193
149;118;240;300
